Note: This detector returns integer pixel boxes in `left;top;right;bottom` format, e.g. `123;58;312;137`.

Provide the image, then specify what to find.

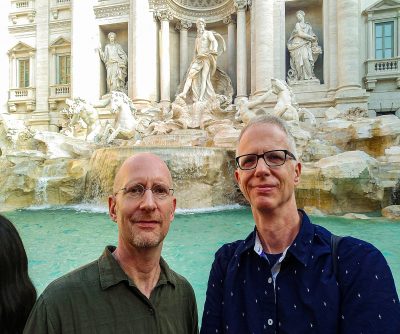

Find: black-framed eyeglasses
114;183;174;200
235;149;296;170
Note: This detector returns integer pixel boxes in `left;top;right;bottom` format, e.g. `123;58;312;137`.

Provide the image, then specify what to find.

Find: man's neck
252;204;301;254
113;244;162;299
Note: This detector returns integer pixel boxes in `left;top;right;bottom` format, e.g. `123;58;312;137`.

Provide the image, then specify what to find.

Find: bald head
113;153;173;194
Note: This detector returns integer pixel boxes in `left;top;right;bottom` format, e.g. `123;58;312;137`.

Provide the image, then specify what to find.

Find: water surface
5;207;400;318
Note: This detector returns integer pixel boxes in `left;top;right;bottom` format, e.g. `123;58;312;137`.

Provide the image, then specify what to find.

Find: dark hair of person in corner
0;214;37;334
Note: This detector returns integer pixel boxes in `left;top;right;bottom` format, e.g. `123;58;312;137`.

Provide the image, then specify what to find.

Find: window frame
18;58;30;88
375;20;395;59
56;54;71;85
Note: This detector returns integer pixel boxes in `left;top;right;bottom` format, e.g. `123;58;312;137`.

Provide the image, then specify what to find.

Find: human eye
151;184;170;198
124;184;144;197
265;151;285;165
239;155;257;169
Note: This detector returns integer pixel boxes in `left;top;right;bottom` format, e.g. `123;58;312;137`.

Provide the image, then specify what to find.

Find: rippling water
4;206;400;318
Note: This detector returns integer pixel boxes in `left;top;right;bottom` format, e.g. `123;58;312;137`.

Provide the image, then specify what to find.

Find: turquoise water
4;207;400;318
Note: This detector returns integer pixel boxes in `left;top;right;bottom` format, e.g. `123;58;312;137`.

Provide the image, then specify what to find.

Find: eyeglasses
114;183;174;200
235;149;296;170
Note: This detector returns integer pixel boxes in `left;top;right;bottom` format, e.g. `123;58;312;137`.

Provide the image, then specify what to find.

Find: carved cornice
49;20;71;31
8;24;36;34
223;15;235;25
234;0;250;11
155;9;174;21
149;0;237;23
93;3;130;19
175;19;192;30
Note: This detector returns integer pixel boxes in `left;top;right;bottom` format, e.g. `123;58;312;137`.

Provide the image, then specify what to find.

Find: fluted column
157;10;173;104
253;0;273;95
336;0;361;92
236;0;249;99
223;15;236;92
324;0;338;96
176;20;192;83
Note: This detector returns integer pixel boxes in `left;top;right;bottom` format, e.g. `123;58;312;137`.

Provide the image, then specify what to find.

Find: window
18;59;30;88
57;55;71;84
375;21;394;59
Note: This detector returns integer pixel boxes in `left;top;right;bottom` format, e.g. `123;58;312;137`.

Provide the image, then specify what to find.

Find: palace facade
1;0;400;131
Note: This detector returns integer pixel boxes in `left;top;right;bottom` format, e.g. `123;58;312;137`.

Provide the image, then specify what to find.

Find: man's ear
294;161;302;185
234;169;240;184
108;195;117;222
169;197;177;221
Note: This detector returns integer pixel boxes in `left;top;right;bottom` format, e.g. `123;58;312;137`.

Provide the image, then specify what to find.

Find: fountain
1;87;400;216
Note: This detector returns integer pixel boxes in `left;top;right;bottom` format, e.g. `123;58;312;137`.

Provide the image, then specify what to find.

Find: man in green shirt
24;153;199;334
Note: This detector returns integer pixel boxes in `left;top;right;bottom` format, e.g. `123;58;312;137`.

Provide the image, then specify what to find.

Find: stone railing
364;57;400;90
9;87;36;101
366;57;400;75
11;0;35;10
50;84;70;98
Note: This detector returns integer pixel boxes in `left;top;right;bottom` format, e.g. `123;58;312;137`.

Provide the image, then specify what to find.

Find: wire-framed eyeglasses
236;149;296;170
114;183;174;200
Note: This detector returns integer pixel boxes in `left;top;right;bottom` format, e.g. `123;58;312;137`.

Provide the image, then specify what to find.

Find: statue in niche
236;78;316;125
178;18;225;102
174;18;233;129
287;10;322;84
98;32;128;94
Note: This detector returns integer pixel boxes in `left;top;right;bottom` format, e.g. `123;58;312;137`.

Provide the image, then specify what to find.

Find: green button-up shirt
24;246;199;334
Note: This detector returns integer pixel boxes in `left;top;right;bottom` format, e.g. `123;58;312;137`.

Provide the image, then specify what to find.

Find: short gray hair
237;115;298;158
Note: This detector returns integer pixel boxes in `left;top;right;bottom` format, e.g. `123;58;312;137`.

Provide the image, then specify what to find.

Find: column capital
175;20;192;31
223;15;236;25
155;9;173;22
234;0;251;11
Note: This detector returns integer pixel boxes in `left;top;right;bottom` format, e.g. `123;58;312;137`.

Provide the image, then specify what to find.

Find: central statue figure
178;18;219;102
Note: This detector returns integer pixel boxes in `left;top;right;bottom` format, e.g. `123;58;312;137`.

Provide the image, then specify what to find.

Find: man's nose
254;156;271;176
139;189;157;210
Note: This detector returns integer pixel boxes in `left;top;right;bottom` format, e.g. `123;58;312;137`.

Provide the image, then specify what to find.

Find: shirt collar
239;210;316;266
98;245;176;290
286;209;317;266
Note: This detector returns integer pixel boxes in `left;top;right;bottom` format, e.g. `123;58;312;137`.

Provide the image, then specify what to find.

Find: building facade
1;0;400;131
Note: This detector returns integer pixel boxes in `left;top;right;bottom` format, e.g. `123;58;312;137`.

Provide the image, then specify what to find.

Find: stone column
236;0;249;99
367;13;374;59
35;0;49;114
157;10;173;105
324;0;338;96
176;20;192;83
336;0;361;92
129;0;158;104
29;52;35;88
253;0;273;95
10;56;16;88
223;15;236;91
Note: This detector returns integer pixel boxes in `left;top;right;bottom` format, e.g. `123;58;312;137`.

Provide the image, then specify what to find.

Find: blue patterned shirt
200;211;400;334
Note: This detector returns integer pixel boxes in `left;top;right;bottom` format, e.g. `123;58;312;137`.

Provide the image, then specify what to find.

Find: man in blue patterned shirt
201;115;400;333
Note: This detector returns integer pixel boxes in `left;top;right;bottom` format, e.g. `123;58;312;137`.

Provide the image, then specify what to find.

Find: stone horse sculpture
63;98;103;142
102;91;138;143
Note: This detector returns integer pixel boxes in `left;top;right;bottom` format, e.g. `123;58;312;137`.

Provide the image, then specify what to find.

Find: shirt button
149;308;154;315
268;318;273;326
268;277;272;284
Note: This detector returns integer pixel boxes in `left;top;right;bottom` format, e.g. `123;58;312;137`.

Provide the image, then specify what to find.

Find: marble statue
236;78;316;126
178;18;225;102
98;32;128;94
287;10;322;83
101;91;139;143
63;98;103;142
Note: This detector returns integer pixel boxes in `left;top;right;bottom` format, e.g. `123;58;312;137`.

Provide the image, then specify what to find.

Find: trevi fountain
1;0;400;219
